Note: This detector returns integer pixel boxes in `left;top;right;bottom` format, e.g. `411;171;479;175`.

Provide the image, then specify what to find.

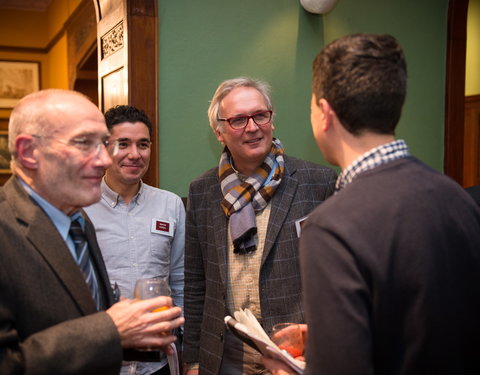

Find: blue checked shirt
336;139;411;192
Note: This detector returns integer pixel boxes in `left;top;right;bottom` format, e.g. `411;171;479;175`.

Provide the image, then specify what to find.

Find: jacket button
220;332;224;341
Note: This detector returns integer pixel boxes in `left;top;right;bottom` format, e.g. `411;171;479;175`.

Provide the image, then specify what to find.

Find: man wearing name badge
0;89;184;375
183;77;337;375
85;105;185;375
263;33;480;375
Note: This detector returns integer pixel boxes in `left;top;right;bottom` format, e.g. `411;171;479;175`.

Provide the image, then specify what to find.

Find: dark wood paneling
95;0;158;187
444;0;468;185
464;95;480;187
127;0;158;187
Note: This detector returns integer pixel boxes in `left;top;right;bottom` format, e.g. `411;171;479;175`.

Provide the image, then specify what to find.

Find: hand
298;323;307;361
299;323;307;342
106;296;184;353
263;323;308;374
184;369;199;375
262;356;295;375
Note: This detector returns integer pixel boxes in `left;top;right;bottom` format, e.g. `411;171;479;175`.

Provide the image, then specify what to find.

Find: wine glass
129;277;171;374
134;277;171;310
271;323;304;358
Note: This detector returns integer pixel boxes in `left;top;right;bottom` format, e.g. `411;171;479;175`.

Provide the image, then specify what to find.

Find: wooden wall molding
0;1;93;54
444;0;468;185
464;94;480;187
101;21;124;59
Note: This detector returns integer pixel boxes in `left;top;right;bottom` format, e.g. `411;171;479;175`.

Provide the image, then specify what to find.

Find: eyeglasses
109;139;152;156
33;134;110;157
217;110;273;130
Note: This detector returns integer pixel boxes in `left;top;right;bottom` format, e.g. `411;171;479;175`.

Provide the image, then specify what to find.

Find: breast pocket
149;217;175;262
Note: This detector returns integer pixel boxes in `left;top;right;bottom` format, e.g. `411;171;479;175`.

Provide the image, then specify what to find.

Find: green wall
158;0;449;197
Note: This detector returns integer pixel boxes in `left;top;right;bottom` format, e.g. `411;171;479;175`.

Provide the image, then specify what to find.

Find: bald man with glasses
0;89;184;375
183;77;337;375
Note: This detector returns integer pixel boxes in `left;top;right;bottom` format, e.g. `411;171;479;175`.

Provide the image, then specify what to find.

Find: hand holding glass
271;323;304;358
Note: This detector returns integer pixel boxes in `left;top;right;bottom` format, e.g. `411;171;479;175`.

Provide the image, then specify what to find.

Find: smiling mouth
244;138;262;144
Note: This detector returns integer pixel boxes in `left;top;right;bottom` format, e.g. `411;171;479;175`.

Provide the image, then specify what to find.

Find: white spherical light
300;0;338;14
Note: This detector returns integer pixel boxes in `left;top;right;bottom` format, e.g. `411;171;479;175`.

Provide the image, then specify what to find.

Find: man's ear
15;135;39;170
318;98;333;131
215;128;225;144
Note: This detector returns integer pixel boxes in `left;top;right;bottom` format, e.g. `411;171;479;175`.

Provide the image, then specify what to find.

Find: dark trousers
151;364;170;375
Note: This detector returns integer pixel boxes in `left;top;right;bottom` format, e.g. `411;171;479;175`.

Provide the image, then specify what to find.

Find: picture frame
0;130;10;173
0;60;40;109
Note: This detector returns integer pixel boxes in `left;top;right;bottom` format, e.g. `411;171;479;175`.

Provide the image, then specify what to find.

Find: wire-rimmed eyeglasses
217;110;273;130
32;134;110;157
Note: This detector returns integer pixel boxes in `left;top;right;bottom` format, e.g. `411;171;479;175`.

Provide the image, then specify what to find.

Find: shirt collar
101;177;144;207
17;176;80;240
336;139;410;192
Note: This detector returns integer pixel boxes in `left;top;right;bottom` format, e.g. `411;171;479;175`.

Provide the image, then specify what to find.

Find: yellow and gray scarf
219;138;285;254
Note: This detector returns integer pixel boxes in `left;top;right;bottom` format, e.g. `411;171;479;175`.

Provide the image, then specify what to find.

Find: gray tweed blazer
183;155;337;375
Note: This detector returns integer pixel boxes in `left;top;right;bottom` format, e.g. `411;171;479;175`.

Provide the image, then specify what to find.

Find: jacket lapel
6;177;98;315
210;182;229;286
262;161;298;264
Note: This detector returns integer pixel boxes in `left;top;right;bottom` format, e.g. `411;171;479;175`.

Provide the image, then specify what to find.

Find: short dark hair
312;33;407;135
104;105;153;136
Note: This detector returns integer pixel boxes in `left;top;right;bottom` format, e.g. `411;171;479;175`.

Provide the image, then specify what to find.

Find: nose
127;144;140;159
244;117;259;132
94;144;112;168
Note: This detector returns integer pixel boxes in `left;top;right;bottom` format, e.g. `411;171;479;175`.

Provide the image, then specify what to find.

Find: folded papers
224;308;305;374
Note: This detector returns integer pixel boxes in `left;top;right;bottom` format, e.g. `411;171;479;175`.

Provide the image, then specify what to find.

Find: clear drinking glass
129;277;172;374
271;323;304;358
134;277;171;311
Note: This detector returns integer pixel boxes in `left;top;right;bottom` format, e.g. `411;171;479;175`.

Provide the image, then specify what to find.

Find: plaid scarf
219;138;285;254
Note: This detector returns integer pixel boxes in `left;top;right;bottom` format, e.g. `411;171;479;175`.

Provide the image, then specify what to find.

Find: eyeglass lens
228;111;272;129
69;136;109;156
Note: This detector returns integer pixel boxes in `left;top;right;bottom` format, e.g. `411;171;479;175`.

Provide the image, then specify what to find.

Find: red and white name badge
151;218;174;237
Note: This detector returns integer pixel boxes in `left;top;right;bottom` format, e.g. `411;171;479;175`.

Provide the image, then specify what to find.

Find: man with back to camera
85;105;185;375
0;89;184;375
263;33;480;375
183;77;337;375
466;184;480;206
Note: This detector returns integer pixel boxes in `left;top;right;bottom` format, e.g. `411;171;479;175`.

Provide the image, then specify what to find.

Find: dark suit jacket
301;157;480;375
466;184;480;206
183;155;337;374
0;176;122;375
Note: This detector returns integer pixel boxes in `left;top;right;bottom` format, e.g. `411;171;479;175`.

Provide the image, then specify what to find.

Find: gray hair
207;77;274;132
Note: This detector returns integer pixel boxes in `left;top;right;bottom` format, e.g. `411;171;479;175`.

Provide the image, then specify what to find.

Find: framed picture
0;60;40;109
0;130;10;173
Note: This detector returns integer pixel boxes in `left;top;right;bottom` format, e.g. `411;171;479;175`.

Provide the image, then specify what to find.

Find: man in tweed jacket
183;77;337;375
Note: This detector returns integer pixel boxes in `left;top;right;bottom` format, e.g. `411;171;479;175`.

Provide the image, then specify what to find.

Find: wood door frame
94;0;159;187
444;0;468;186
